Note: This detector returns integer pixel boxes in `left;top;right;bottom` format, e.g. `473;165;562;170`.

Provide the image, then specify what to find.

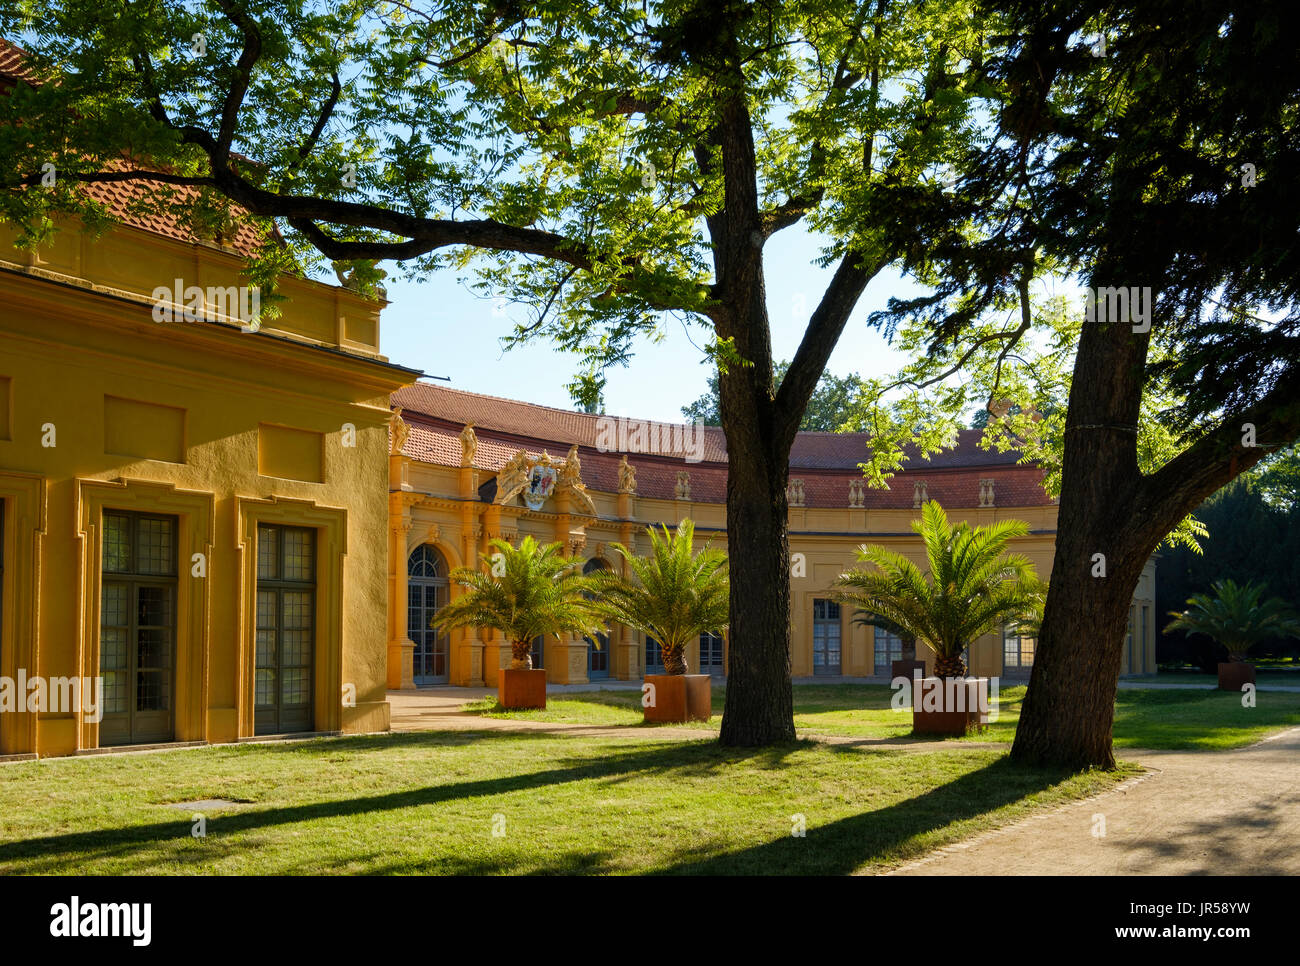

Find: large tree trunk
702;33;874;747
718;422;797;745
1010;273;1152;769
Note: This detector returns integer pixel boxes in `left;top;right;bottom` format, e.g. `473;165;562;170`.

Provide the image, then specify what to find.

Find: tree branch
290;71;341;171
773;249;883;445
1135;373;1300;544
211;0;264;163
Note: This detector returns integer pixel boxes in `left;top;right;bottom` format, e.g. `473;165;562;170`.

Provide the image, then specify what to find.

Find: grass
1127;668;1298;684
465;683;1300;750
0;730;1135;875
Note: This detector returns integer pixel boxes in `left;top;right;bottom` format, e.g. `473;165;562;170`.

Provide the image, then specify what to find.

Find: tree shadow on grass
0;733;804;870
650;756;1086;876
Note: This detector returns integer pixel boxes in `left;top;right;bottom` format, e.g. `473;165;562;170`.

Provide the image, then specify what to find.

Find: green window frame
255;524;316;735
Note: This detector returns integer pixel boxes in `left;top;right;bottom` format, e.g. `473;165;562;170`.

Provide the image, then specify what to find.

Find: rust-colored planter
643;673;711;723
499;668;547;710
911;676;990;736
892;659;926;681
1217;662;1256;692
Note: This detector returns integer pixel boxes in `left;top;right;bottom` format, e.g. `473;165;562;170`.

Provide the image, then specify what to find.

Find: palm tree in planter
587;518;728;723
1164;579;1300;690
833;501;1044;734
433;535;604;709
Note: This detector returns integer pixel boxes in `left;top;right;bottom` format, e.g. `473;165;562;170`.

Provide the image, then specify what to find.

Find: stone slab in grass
163;799;249;811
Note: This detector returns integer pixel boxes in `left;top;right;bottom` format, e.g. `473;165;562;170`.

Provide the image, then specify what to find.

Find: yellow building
0;175;417;759
386;382;1159;689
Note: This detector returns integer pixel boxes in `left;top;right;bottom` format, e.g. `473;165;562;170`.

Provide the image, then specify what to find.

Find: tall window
582;558;610;679
645;635;663;673
255;525;315;735
1125;606;1135;673
530;635;544;670
1002;624;1036;676
812;599;842;675
873;626;904;675
408;545;449;685
700;632;724;675
100;511;177;745
1140;605;1149;674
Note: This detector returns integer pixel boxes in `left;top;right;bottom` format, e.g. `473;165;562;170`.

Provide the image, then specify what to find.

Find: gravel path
887;726;1300;875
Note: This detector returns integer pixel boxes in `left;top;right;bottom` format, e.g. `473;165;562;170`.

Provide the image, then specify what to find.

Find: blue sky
378;225;929;423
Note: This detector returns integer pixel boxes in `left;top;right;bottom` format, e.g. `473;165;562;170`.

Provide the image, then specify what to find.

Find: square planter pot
499;668;547;710
643;673;711;724
891;659;926;681
911;676;990;736
1217;662;1256;692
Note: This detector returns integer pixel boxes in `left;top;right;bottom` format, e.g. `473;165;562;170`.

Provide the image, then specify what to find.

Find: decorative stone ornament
848;478;865;508
495;450;532;505
979;478;995;507
913;480;928;508
460;423;477;467
618;454;637;494
787;478;805;507
675;471;691;501
390;407;410;455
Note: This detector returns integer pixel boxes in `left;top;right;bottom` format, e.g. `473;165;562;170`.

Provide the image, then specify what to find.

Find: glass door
99;511;177;745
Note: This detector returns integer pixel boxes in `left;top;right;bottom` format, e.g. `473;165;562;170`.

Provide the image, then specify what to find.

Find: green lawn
1126;668;1298;685
0;731;1133;875
466;683;1300;750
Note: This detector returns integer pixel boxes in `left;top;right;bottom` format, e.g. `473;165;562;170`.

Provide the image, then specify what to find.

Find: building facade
386;382;1160;689
0;187;417;758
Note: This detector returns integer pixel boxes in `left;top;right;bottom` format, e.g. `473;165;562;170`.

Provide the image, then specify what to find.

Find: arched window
408;545;450;685
582;558;610;679
408;544;446;579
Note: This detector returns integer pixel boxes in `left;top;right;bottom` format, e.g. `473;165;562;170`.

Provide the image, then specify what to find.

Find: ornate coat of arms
495;447;596;515
524;461;558;510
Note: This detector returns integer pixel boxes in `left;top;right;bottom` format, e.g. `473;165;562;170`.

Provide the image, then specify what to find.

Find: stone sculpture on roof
559;444;597;515
495;450;532;505
390;407;410;455
460;423;477;467
618;454;637;494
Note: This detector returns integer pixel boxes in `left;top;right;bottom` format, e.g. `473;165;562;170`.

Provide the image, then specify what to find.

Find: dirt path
386;688;1008;751
887;726;1300;875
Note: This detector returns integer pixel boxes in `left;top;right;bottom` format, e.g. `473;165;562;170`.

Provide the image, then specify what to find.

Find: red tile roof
392;381;1054;509
0;39;263;255
0;38;36;85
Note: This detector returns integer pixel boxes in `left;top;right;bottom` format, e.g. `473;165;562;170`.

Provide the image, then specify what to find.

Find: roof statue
618;454;637;494
559;445;597;515
460;423;477;468
390;407;410;456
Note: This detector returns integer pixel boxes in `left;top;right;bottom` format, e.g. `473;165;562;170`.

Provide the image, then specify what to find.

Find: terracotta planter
911;676;990;736
643;673;711;723
1217;662;1256;691
499;668;547;710
891;659;926;681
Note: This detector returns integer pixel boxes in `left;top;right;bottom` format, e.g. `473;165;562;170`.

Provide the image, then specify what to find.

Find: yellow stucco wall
389;453;1160;689
0;222;415;757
